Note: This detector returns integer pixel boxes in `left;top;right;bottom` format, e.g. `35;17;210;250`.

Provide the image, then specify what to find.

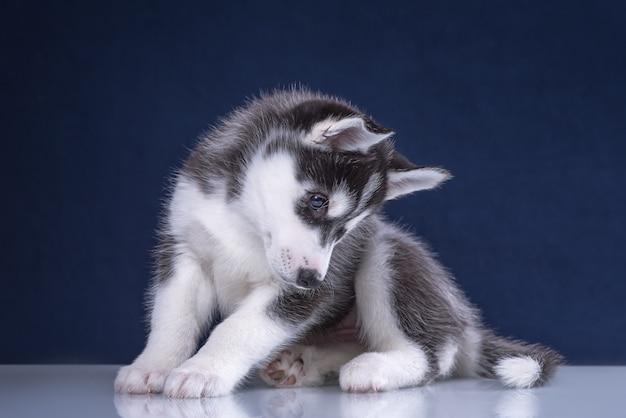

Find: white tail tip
494;356;541;389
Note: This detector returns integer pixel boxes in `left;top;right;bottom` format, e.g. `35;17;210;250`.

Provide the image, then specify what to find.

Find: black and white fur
115;88;563;398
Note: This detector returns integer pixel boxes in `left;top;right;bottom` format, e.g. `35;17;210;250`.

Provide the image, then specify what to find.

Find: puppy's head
242;100;450;289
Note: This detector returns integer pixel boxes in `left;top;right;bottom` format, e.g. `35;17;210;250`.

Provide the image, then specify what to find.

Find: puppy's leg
339;346;430;393
164;286;293;398
261;342;364;387
115;253;214;394
339;298;431;393
339;240;432;393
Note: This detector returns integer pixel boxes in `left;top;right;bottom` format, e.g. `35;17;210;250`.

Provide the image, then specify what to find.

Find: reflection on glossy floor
0;365;624;417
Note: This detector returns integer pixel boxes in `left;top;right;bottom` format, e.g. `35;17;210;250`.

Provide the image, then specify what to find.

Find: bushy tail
478;331;564;388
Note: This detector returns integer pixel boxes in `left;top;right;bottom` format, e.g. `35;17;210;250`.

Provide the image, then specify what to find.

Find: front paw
164;367;233;398
115;365;170;394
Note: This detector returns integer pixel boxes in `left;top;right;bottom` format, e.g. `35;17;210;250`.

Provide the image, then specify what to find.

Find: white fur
115;253;214;394
344;210;371;233
438;340;459;377
242;151;333;283
355;174;382;212
386;167;451;200
117;158;301;396
170;178;271;312
327;187;353;219
494;356;542;389
305;117;392;152
164;286;289;397
339;347;430;393
342;232;430;392
353;235;408;351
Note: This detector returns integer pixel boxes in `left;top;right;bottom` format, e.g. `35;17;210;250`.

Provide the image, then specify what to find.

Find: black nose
296;268;322;289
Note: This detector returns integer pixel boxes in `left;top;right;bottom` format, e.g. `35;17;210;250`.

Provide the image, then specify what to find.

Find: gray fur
147;87;562;392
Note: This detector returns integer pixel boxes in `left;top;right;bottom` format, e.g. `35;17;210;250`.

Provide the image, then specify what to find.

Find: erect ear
305;116;393;153
386;167;452;200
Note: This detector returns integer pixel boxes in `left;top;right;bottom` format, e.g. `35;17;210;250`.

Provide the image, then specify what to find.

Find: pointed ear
305;117;393;153
385;167;452;200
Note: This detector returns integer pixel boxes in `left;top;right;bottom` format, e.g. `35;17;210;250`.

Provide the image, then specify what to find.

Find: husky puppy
115;88;562;398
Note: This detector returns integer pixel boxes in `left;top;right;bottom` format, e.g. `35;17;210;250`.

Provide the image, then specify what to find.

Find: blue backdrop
1;0;624;364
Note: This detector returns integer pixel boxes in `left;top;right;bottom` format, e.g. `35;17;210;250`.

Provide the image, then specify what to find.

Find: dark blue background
1;0;624;364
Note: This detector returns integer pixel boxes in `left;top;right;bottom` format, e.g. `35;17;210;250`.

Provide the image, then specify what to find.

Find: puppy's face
241;147;383;290
240;105;450;290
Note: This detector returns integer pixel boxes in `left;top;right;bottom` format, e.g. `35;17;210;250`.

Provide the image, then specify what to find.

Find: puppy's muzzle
296;268;323;290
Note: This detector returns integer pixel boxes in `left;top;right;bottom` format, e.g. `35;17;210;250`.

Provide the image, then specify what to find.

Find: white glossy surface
0;365;624;417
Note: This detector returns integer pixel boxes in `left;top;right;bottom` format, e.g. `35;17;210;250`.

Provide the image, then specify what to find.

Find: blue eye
308;194;328;211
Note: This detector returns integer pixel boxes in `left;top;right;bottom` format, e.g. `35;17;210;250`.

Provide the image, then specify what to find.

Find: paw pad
261;350;305;387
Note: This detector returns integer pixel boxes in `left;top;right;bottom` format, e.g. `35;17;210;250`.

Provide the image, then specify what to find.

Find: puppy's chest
171;179;279;311
184;226;276;315
183;237;271;312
